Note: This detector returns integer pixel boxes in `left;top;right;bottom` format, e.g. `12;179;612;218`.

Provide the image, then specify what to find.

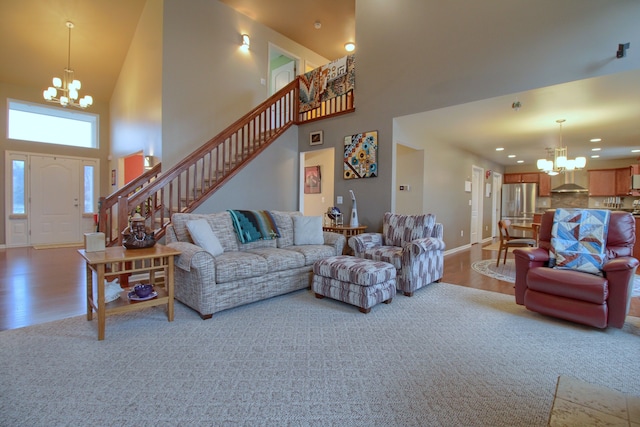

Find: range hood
550;182;588;193
550;172;588;193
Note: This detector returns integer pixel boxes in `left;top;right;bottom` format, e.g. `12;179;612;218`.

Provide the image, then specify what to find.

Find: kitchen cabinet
615;166;632;196
588;169;616;196
503;173;540;184
588;167;634;196
539;173;551;197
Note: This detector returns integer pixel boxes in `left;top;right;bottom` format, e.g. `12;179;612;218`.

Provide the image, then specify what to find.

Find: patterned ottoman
312;255;396;313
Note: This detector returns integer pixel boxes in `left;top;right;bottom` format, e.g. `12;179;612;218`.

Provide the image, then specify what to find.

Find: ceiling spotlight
495;147;504;151
508;154;516;158
590;138;601;142
344;42;356;52
632;149;640;153
314;21;322;30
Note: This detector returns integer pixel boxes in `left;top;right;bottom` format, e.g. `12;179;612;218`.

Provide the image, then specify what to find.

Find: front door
30;155;81;245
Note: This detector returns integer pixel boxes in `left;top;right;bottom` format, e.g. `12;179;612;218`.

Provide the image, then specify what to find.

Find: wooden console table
322;225;368;254
78;244;181;340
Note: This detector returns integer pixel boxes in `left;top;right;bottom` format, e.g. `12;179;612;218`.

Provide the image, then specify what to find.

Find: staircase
99;77;354;246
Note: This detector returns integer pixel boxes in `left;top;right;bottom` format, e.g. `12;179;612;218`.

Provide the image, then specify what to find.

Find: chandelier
536;119;586;176
43;21;93;109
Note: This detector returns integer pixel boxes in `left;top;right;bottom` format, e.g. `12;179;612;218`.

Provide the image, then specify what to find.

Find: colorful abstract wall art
344;131;378;179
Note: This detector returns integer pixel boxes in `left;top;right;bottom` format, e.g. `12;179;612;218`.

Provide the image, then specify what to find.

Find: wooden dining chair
496;219;536;266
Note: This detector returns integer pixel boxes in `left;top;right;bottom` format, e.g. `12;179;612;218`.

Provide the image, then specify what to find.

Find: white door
270;61;295;95
470;166;484;244
30;155;81;245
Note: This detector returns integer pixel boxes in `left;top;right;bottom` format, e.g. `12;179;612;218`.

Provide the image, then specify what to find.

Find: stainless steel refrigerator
501;183;537;237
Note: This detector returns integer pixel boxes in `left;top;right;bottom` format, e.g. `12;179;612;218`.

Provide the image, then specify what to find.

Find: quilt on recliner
550;208;610;275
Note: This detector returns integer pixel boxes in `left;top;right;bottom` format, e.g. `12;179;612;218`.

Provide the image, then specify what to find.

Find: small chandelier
43;21;93;109
536;119;586;176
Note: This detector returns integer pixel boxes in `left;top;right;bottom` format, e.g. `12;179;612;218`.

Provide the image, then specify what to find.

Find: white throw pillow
293;216;324;245
186;219;224;256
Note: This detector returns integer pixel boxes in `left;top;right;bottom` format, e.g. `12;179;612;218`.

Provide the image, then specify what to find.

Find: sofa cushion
361;246;402;269
293;216;324;245
286;244;337;266
247;247;306;272
383;212;435;247
214;251;268;283
550;208;610;275
186;218;224;256
271;211;302;248
172;212;239;252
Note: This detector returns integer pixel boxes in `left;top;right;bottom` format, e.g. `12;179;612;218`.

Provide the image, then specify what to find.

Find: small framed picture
309;130;323;146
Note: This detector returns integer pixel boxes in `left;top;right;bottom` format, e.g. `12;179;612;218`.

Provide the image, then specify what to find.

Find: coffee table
78;244;181;340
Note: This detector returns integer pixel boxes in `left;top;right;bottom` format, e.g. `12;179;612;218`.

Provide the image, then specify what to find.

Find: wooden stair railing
100;76;355;246
97;163;162;245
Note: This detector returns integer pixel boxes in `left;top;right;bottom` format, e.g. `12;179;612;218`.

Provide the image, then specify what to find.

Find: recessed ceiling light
495;147;504;151
344;42;355;52
632;149;640;153
591;148;601;151
314;21;322;30
591;155;600;158
590;138;601;142
517;160;524;163
508;154;516;158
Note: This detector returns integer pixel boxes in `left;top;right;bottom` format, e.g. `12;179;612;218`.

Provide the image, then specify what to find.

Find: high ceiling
1;1;638;168
219;0;356;61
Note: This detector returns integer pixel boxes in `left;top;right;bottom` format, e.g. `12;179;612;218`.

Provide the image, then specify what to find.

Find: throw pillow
550;208;610;275
186;218;224;256
293;216;324;245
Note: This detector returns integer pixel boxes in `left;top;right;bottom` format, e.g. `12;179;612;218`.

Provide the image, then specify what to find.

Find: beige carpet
2;284;639;426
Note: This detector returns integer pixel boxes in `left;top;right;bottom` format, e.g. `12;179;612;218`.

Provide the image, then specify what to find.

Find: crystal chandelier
536;119;586;176
43;21;93;109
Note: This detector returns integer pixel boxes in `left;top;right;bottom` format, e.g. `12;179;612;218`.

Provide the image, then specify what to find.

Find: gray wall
297;0;640;250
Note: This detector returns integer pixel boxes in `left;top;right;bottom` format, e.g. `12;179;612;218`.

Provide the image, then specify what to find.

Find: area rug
1;284;639;426
472;259;640;297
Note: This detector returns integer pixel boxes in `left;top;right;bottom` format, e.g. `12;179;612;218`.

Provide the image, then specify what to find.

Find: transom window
7;99;99;149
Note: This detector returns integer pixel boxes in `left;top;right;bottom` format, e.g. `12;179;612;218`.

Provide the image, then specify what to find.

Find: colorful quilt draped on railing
299;54;355;113
228;210;281;243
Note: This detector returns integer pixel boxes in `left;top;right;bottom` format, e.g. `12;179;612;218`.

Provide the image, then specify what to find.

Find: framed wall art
344;130;378;179
304;165;321;194
309;130;323;146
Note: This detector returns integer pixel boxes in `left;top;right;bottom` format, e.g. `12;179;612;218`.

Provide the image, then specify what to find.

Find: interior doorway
268;43;300;96
394;143;424;214
300;148;335;217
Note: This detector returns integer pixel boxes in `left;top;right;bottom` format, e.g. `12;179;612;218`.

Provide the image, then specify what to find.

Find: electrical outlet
460;230;464;237
595;201;600;207
485;225;488;231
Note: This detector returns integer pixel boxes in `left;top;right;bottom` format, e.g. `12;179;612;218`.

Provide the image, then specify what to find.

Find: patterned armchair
348;212;445;296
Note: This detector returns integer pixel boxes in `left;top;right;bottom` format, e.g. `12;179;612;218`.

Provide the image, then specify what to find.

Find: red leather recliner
514;209;638;329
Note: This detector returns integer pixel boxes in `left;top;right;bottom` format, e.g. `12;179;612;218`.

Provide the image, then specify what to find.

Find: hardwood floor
0;243;638;331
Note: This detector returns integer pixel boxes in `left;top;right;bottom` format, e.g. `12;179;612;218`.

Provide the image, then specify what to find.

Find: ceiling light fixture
536;119;586;176
43;21;93;108
344;42;355;52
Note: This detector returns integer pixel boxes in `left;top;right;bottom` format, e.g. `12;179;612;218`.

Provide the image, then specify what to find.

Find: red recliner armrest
513;247;549;305
603;256;639;328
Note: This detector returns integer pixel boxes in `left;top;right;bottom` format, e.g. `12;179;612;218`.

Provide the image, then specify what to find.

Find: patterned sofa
348;212;445;296
165;211;345;318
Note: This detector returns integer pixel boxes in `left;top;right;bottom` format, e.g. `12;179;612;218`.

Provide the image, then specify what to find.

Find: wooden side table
322;225;368;255
78;244;181;340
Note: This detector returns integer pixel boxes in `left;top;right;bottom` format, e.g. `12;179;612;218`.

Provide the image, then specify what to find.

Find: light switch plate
337;196;343;204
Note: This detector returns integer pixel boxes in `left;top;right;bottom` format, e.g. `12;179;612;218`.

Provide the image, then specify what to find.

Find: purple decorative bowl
133;284;153;298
